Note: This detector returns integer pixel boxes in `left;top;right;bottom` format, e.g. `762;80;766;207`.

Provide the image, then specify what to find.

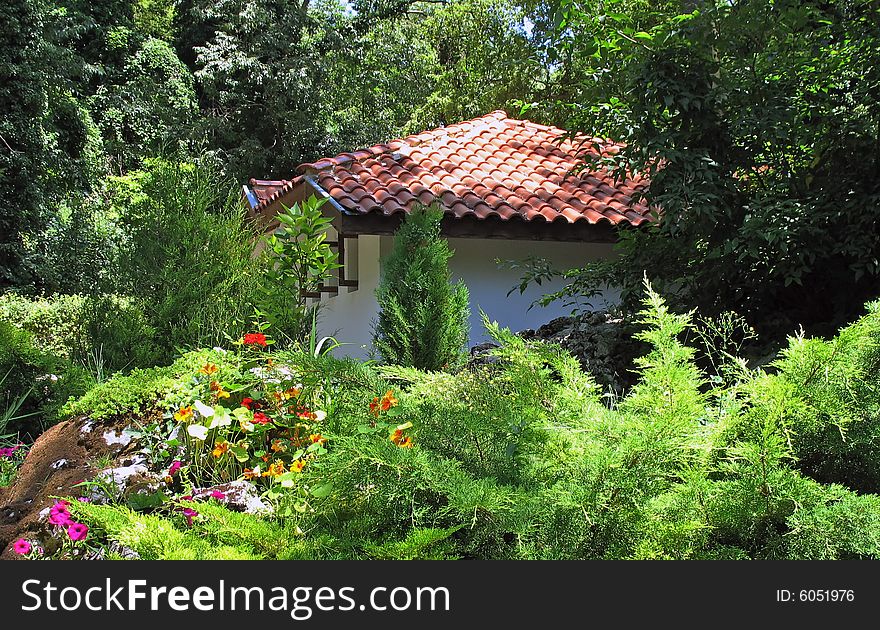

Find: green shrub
76;294;162;374
109;158;264;358
0;321;93;433
60;365;174;422
258;196;341;346
69;502;260;560
54;283;880;561
373;204;469;371
0;293;86;357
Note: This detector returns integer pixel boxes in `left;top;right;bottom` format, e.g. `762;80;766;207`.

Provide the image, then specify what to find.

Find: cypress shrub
373;204;469;371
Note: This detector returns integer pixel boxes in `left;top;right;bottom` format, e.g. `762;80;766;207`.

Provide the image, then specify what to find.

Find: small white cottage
243;110;651;357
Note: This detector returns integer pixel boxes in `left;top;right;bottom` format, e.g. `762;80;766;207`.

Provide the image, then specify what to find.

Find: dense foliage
1;0;543;295
519;0;880;338
11;287;880;560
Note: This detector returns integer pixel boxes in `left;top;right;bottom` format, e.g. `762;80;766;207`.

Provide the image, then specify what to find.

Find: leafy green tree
95;37;198;173
406;0;540;130
373;204;470;371
0;0;49;288
520;0;880;336
181;0;339;180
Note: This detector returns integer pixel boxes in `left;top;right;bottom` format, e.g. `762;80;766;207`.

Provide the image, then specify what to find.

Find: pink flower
49;504;72;527
13;539;31;555
180;495;193;501
182;508;198;527
168;461;182;476
77;497;90;502
210;490;226;500
0;443;23;458
49;512;72;526
66;522;88;542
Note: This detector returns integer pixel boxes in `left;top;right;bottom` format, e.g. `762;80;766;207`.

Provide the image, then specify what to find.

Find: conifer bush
373;204;469;371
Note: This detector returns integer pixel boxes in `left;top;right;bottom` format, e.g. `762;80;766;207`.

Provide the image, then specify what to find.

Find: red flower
241;397;253;410
242;333;267;347
252;412;271;425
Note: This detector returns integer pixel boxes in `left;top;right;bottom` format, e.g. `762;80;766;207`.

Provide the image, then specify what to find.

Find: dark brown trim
338;212;621;243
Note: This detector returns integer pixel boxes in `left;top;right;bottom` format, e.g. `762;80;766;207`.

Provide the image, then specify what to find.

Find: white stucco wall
316;234;617;358
447;238;617;344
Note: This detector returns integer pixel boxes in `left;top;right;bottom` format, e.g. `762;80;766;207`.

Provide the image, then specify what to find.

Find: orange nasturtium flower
174;406;193;422
199;363;219;376
309;433;328;445
212;441;230;458
291;459;306;473
210;381;231;399
243;467;260;480
380;390;398;411
263;461;285;477
271;439;286;453
369;397;380;417
390;422;414;448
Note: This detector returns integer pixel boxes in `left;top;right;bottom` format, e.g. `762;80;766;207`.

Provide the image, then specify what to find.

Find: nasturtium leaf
230;446;249;462
310;483;332;498
278;472;298;488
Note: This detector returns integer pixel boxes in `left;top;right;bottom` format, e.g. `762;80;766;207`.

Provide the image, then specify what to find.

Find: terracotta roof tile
247;111;651;227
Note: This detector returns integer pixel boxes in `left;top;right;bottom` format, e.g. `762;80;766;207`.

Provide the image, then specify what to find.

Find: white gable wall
316;234;617;359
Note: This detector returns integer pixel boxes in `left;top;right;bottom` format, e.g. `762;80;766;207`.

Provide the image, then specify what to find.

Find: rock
192;480;273;516
103;429;134;447
91;463;162;503
468;342;500;366
468;311;647;396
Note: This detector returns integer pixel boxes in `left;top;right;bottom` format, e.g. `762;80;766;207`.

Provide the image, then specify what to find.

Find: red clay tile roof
246;111;651;227
245;178;302;210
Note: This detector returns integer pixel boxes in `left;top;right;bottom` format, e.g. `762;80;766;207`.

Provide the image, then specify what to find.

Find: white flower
187;424;209;441
194;400;214;419
209;407;232;429
313;410;327;422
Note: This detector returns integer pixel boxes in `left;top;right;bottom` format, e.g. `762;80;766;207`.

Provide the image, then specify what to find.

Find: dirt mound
0;415;136;559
